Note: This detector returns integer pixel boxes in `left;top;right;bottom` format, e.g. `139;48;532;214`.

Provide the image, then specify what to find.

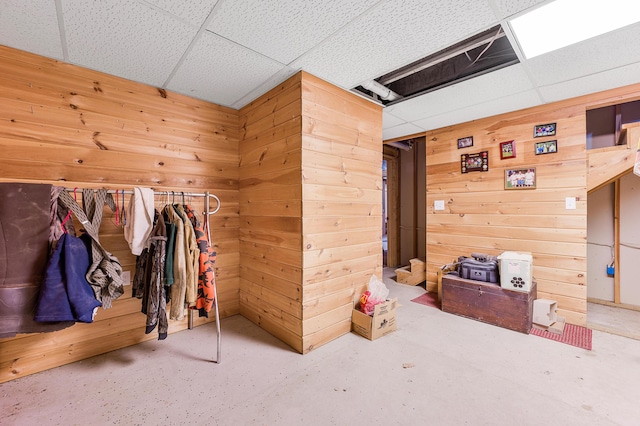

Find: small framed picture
534;123;556;138
500;140;516;159
461;151;489;173
535;140;557;155
457;136;473;149
505;168;536;190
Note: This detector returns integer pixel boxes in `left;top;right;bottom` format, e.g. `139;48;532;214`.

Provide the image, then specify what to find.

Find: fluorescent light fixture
510;0;640;59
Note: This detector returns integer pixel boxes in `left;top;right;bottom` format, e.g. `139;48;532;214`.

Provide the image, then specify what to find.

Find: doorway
382;137;426;268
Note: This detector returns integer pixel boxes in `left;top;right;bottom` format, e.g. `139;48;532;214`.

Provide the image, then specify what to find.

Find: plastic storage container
497;251;533;292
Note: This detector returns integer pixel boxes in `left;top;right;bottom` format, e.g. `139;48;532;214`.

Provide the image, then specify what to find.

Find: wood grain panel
0;46;239;383
422;81;640;327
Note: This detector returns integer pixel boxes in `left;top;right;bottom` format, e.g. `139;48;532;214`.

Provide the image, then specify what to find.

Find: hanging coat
184;205;217;317
163;204;186;320
35;233;102;323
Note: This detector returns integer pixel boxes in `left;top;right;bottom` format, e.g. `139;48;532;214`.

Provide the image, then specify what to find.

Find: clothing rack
63;187;221;363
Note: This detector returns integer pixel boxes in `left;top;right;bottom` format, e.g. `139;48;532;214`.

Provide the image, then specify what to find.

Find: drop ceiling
1;0;640;141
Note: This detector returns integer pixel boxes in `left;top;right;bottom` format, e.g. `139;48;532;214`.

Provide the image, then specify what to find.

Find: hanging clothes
174;204;198;308
58;189;125;308
137;211;169;340
163;204;187;320
35;232;102;323
164;220;176;286
123;187;155;256
184;204;217;317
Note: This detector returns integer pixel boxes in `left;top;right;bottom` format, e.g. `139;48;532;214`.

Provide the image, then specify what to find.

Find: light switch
565;197;576;210
434;200;445;211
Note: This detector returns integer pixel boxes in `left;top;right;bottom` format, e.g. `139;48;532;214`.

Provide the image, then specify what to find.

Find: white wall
587;183;615;301
620;172;640;306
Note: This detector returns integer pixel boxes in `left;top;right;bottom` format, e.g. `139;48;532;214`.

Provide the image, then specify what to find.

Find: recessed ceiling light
510;0;640;59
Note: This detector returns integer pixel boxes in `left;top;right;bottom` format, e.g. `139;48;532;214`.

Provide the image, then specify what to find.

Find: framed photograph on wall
534;123;556;138
505;167;536;189
457;136;474;149
500;140;516;159
535;140;557;155
461;151;489;173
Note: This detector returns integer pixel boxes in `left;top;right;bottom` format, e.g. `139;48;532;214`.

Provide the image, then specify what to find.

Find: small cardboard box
533;298;558;327
351;298;398;340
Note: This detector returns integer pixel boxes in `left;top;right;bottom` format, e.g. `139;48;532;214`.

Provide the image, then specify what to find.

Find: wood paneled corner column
239;71;383;353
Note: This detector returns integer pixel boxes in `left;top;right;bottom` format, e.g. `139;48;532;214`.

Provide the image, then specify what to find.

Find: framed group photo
457;136;473;149
500;140;516;159
534;123;556;138
535;140;557;155
505;167;536;189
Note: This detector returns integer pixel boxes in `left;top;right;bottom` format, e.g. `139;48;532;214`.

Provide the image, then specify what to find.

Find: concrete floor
2;271;639;426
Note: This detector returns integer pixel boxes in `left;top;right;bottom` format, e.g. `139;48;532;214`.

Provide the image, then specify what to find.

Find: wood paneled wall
424;83;640;326
0;45;240;383
238;72;382;353
238;73;304;351
300;73;382;352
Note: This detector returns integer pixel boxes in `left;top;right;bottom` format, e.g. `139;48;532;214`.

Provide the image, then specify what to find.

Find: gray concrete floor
2;271;639;426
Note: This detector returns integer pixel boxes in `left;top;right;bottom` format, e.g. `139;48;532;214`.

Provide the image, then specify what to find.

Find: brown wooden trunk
441;274;536;334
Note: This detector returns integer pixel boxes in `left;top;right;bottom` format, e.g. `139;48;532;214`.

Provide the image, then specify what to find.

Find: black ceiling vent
354;25;519;106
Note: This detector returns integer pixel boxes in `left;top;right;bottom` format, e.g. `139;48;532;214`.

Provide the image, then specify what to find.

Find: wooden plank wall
0;45;240;383
238;73;304;352
238;72;382;353
300;73;383;352
424;83;640;326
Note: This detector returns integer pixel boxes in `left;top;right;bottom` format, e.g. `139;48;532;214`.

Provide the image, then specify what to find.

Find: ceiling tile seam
230;68;300;109
407;89;544;130
54;0;69;61
499;19;546;104
484;0;502;20
136;0;204;28
534;61;640;103
285;0;388;69
161;1;227;89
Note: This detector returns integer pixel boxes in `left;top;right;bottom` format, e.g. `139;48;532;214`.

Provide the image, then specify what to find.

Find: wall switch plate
122;270;131;285
565;197;576;210
434;200;445;211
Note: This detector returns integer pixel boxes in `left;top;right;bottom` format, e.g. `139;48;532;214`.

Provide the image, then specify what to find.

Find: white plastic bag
367;274;389;304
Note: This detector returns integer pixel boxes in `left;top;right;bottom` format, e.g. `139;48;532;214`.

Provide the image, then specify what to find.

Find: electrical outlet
434;200;445;211
122;270;131;285
565;197;576;210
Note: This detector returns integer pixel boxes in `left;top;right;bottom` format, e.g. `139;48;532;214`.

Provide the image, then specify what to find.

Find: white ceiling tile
207;0;378;65
144;0;219;27
61;0;197;87
410;89;542;131
524;22;640;87
291;0;498;89
388;64;534;122
382;112;406;129
538;61;640;104
489;0;548;19
230;67;299;109
0;0;63;59
382;122;426;141
167;31;288;107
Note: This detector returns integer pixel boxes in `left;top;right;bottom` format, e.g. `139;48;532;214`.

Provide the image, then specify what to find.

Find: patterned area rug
411;291;592;350
530;324;593;350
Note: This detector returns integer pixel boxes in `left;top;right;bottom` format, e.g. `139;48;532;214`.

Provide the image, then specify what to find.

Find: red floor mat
530;323;592;350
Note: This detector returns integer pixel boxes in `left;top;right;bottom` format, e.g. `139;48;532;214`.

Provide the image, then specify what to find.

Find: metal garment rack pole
64;187;221;363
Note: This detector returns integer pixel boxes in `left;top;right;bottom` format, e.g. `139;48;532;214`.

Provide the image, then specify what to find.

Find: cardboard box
533;298;558;327
351;298;398;340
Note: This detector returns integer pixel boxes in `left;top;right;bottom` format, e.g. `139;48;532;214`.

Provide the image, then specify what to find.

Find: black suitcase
459;254;499;283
